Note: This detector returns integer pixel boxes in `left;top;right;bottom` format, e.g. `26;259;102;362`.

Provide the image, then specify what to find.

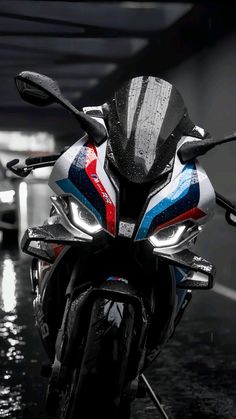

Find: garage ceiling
0;1;234;138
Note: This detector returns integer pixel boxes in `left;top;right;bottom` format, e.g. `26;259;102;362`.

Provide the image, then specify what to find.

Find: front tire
60;297;135;419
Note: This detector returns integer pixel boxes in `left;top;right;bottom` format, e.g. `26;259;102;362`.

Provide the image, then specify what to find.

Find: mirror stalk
178;132;236;163
15;71;107;145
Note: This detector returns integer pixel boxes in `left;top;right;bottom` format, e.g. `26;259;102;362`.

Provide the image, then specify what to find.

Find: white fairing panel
135;136;215;240
48;111;117;236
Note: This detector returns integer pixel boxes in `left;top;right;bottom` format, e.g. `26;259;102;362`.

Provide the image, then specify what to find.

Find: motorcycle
7;72;236;419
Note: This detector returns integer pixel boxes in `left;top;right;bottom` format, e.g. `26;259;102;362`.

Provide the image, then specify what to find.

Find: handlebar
7;149;67;177
25;154;61;166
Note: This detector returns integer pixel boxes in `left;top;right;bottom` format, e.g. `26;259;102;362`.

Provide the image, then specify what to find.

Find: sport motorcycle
7;72;236;419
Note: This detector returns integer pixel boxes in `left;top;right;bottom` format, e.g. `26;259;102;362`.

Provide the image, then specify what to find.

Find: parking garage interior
0;1;236;418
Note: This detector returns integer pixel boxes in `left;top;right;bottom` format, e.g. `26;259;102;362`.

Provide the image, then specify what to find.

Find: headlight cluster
68;197;102;234
149;222;200;248
68;195;201;244
0;190;15;204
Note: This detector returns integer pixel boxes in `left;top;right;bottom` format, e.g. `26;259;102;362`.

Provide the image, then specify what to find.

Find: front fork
46;276;150;414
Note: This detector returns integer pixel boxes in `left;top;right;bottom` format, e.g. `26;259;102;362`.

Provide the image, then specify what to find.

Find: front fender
62;277;150;379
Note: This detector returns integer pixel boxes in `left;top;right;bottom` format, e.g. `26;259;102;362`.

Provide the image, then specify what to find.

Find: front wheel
59;297;135;419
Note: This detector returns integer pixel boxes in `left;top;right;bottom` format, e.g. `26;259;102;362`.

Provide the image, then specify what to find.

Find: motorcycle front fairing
25;76;216;366
47;77;215;271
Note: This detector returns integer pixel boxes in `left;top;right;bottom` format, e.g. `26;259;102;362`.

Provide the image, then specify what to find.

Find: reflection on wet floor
0;253;23;418
0;183;55;419
0;249;47;419
1;258;17;313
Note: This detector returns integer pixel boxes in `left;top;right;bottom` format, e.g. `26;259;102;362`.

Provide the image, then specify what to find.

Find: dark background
0;2;236;418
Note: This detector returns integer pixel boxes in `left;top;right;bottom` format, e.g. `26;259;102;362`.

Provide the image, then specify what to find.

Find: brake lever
7;159;32;178
215;192;236;212
215;192;236;226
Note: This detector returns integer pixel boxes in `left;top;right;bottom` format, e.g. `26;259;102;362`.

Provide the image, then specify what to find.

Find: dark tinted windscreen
107;76;187;183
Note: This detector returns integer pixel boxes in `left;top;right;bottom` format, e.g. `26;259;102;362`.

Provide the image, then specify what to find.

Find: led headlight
0;190;15;204
68;197;102;234
149;222;200;248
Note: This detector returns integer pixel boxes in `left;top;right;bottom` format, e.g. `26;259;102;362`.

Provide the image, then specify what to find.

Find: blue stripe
174;266;188;283
170;265;188;313
136;163;195;240
57;178;102;224
68;144;106;224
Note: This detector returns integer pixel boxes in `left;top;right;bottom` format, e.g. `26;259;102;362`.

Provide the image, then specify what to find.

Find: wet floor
134;291;236;419
0;207;236;418
0;249;48;419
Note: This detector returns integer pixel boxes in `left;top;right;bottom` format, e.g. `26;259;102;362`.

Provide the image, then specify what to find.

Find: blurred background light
1;257;16;313
0;131;54;152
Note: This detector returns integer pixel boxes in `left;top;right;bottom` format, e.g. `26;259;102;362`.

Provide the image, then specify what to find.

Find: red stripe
155;207;206;232
84;143;116;236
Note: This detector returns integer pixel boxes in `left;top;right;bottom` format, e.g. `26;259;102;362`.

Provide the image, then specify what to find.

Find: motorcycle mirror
15;72;59;106
178;132;236;163
15;71;107;145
